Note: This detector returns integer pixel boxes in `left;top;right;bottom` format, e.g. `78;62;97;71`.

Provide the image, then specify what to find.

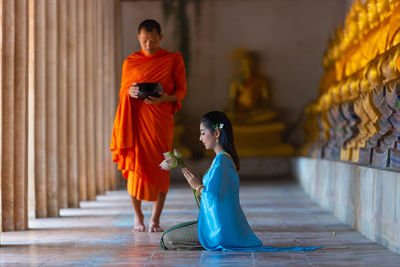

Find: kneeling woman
161;111;321;252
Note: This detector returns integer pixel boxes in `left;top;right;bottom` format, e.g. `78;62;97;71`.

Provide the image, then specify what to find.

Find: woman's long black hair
200;111;240;171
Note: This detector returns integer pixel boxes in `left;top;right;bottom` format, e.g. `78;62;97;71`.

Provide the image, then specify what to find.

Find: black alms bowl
136;83;162;101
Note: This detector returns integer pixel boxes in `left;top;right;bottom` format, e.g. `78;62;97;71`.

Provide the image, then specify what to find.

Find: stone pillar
1;0;29;231
85;0;96;201
1;0;122;230
1;0;16;231
14;0;29;231
95;0;105;195
34;0;47;218
0;0;3;233
114;0;123;189
103;0;112;192
77;0;87;202
28;0;36;220
109;0;119;191
57;0;68;209
67;0;79;208
45;0;59;217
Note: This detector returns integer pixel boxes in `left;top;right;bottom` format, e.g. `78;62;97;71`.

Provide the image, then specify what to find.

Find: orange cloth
110;48;187;201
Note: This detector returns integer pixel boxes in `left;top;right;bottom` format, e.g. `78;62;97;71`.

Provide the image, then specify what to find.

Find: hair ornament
213;123;224;130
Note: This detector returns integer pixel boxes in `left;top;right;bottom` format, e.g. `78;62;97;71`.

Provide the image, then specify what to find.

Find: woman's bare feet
132;213;145;232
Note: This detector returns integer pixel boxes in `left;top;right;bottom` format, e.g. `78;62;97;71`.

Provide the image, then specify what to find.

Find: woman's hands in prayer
181;168;202;190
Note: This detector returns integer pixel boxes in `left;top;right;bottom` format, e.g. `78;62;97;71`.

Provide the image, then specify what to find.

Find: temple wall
293;157;400;254
120;0;347;151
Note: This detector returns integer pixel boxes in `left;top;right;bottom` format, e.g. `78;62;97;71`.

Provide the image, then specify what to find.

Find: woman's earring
216;138;219;144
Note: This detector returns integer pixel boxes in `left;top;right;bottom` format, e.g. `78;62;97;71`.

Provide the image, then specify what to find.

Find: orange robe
110;48;187;201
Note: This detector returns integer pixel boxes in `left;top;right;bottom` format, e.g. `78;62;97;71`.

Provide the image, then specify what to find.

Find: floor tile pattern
1;182;400;266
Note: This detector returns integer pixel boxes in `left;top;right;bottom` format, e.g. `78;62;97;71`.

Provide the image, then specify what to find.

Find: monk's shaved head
138;19;161;35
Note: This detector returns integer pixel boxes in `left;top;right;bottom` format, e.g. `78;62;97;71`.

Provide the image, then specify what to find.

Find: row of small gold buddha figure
303;46;400;169
322;0;400;70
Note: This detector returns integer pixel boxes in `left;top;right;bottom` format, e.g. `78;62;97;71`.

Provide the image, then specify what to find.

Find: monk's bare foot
132;225;146;232
133;213;145;232
148;221;163;233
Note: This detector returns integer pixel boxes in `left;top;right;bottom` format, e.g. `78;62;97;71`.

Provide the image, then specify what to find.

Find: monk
111;19;187;232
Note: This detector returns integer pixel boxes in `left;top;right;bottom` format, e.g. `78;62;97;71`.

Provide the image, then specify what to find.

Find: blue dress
198;152;322;252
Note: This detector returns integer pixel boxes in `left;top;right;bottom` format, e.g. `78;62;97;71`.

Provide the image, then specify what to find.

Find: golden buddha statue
366;0;391;56
331;83;342;104
318;92;332;143
226;48;294;157
382;48;400;95
379;54;391;83
387;0;400;48
389;47;400;77
229;49;269;114
344;13;358;49
359;65;381;142
341;8;361;77
357;2;370;39
367;0;380;30
389;0;400;11
340;79;352;102
337;79;355;160
349;72;375;149
332;26;344;60
349;77;361;101
365;61;383;88
376;0;391;22
341;78;361;157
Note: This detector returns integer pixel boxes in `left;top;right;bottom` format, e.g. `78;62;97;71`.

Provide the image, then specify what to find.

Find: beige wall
121;0;346;152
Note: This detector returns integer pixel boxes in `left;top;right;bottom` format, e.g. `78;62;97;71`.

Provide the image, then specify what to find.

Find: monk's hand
181;168;202;189
144;91;168;104
129;83;140;98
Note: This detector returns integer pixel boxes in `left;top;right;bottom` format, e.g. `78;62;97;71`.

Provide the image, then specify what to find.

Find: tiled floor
1;182;400;266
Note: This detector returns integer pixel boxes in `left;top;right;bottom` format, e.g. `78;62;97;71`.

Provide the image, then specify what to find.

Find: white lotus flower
160;148;185;170
174;148;182;159
159;160;171;170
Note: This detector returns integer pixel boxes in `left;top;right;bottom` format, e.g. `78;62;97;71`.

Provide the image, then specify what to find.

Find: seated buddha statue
227;48;273;124
225;48;294;156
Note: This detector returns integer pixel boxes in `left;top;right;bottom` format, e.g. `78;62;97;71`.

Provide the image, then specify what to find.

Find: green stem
192;188;201;209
